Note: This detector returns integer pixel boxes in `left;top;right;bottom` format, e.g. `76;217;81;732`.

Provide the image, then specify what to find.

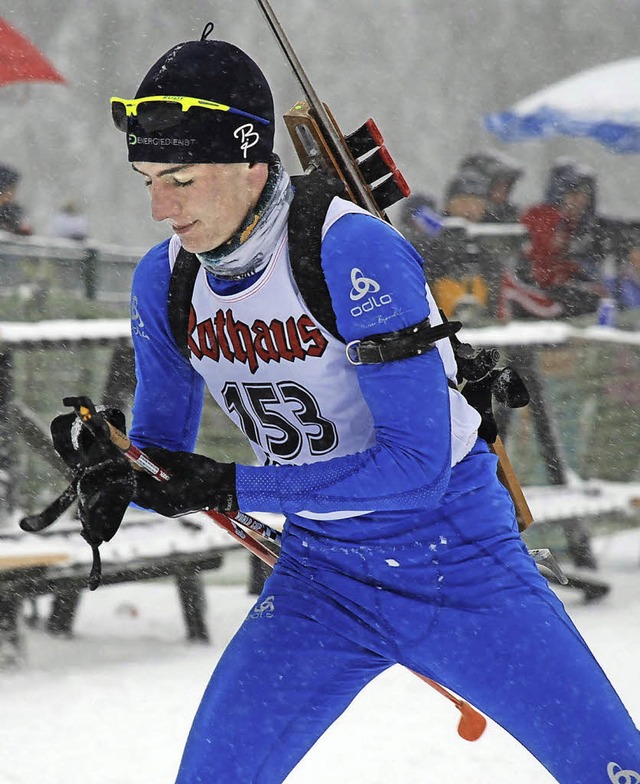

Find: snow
1;509;241;568
1;526;639;783
523;481;640;523
0;319;131;344
513;58;640;123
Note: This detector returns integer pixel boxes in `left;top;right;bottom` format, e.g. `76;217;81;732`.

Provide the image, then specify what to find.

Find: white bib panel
170;232;376;468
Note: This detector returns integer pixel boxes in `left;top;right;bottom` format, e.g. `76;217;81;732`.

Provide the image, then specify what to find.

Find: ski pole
96;410;487;742
22;395;485;741
63;398;281;567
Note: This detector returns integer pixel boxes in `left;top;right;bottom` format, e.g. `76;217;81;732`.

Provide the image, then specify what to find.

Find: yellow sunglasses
111;95;270;133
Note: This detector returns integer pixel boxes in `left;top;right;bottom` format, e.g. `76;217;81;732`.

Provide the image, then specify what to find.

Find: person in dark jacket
520;164;607;317
458;151;523;223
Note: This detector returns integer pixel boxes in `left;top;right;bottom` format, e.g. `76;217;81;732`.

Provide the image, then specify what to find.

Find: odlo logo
130;295;148;340
249;595;275;619
608;762;640;783
349;267;392;318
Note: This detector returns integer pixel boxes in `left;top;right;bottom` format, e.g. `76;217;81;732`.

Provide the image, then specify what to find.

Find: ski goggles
110;95;271;133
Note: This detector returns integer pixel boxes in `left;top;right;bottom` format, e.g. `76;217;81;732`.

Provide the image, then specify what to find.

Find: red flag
0;18;65;87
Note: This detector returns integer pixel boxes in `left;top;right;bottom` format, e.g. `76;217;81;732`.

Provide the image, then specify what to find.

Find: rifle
254;0;534;530
253;0;499;744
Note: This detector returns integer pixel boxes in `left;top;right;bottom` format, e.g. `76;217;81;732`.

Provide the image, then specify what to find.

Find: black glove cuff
132;449;237;517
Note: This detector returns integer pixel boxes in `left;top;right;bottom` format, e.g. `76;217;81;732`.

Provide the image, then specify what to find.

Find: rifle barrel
254;0;380;214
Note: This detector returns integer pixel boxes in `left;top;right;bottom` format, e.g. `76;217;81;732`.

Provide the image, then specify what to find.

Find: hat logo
234;123;260;159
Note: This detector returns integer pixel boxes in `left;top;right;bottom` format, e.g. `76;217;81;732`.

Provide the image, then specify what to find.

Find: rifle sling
346;319;462;365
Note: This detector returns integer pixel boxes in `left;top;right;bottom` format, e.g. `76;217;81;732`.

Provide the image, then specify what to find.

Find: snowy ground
1;527;640;784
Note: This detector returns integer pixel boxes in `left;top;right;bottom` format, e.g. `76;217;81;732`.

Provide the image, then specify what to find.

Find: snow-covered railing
0;318;130;347
460;320;640;347
524;481;640;525
2;316;640;349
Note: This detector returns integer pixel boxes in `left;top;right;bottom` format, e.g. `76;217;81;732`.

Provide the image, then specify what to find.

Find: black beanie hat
445;171;491;202
126;25;274;164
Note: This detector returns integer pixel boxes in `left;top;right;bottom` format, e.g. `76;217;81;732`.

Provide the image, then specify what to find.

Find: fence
0;320;255;523
0;229;145;310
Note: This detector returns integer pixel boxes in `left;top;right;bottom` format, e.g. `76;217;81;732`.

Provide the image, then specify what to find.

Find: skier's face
131;161;269;253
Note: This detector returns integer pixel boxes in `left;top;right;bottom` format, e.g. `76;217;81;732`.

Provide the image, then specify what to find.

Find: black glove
50;405;134;548
50;406;127;471
133;447;237;518
75;445;135;547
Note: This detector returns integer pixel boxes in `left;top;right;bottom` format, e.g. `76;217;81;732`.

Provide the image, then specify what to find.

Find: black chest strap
287;171;347;342
346;318;462;365
168;246;200;360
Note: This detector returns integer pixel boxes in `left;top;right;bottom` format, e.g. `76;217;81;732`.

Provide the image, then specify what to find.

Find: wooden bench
0;552;70;666
0;509;239;666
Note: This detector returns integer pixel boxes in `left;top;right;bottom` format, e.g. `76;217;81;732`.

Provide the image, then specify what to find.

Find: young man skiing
88;25;639;782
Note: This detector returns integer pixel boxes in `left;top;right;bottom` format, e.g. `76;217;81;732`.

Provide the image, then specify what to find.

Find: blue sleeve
128;239;205;452
236;212;452;515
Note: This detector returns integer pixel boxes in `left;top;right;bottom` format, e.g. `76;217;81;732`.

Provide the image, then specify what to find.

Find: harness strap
288;171;347;342
168;246;200;360
345;318;462;365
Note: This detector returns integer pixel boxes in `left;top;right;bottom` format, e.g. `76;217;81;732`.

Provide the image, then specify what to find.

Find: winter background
3;0;640;245
2;1;640;782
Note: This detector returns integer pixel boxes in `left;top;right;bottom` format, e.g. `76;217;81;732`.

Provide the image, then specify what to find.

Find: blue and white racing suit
129;197;640;783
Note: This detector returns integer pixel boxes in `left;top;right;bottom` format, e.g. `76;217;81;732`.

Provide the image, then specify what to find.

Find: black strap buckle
345;318;462;366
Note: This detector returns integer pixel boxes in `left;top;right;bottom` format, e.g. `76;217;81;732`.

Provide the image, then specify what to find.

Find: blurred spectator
0;165;33;236
430;172;493;321
48;200;89;242
458;151;523;223
543;156;579;205
519;163;607;318
443;170;491;222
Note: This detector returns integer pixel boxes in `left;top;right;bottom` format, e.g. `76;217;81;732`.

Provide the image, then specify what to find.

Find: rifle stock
494;436;534;530
283;101;356;198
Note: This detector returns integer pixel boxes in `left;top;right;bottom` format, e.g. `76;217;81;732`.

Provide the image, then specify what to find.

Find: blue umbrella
485;58;640;154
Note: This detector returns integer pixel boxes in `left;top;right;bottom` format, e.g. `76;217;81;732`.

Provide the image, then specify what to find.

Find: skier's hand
51;406;127;471
133;447;237;517
50;404;134;545
77;450;135;546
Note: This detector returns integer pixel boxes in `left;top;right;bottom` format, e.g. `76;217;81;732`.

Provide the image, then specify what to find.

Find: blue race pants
176;450;640;783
